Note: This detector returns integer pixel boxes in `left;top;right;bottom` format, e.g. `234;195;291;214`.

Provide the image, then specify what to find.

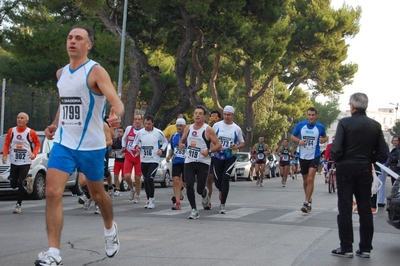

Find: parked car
231;152;252;182
386;176;400;229
0;131;81;199
107;146;172;189
265;153;280;178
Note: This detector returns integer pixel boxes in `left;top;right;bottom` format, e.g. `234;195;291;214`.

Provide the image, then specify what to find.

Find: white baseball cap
176;118;186;125
223;105;235;114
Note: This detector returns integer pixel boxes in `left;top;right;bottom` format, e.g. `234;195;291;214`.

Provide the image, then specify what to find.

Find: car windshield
236;153;249;162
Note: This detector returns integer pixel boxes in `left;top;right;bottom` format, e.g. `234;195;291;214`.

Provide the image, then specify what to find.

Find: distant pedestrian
330;93;387;259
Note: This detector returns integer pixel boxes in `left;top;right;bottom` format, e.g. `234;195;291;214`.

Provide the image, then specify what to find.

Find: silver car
0;131;81;199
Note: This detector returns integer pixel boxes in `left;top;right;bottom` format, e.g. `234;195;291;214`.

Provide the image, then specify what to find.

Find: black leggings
184;162;209;209
10;164;30;205
141;162;158;199
212;157;236;205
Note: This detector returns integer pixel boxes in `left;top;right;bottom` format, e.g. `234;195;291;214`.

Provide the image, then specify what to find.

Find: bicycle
326;161;336;193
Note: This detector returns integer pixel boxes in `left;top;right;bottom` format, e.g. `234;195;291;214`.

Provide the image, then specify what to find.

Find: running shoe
355;250;370;258
219;204;227;214
171;202;181;210
144;200;150;209
371;207;378;214
256;179;260;185
204;202;212;210
188;208;199;219
34;251;63;266
201;187;209;208
78;194;87;205
13;204;21;214
301;201;311;213
114;190;122;197
283;182;286;187
105;221;120;258
331;247;353;258
133;194;140;204
260;181;263;187
83;198;92;210
129;189;135;201
94;203;100;214
147;199;155;209
108;187;114;198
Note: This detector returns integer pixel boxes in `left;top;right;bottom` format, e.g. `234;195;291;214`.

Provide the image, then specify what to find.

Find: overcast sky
329;0;400;112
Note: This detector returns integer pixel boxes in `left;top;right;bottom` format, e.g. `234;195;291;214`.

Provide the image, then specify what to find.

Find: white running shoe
256;179;260;185
188;208;199;219
129;189;135;201
34;251;62;266
83;198;92;210
114;190;122;197
94;203;100;214
260;181;263;187
105;221;120;258
78;194;88;205
108;188;115;199
144;200;150;209
13;204;22;214
147;198;155;209
219;204;227;214
133;194;140;204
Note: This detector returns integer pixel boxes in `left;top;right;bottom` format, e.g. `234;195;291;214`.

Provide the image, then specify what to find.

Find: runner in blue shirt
291;107;327;213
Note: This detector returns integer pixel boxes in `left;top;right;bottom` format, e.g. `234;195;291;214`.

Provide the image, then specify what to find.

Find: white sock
49;247;60;256
104;224;116;236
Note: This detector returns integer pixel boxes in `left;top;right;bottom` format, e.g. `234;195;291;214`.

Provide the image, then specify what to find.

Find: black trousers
184;162;209;209
212;157;236;205
141;162;158;199
336;168;373;252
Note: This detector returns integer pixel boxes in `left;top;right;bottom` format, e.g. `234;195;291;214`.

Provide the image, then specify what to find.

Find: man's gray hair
349;93;368;110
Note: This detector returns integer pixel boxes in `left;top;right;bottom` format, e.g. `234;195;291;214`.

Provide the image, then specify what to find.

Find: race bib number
13;149;27;163
142;146;154;158
219;137;233;149
187;146;201;160
60;97;83;127
115;149;124;159
303;136;316;149
282;155;289;161
257;153;265;160
174;147;185;158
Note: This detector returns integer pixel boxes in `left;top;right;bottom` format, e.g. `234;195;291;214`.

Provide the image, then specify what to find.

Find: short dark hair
144;114;155;122
117;126;125;132
307;107;318;114
72;24;95;47
210;110;221;118
195;105;207;116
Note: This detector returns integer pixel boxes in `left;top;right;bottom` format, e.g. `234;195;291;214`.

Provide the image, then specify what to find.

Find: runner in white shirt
211;105;245;214
133;114;168;209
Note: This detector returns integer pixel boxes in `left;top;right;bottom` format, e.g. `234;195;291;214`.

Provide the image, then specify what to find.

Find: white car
265;153;280;178
107;146;172;189
231;152;252;182
0;131;81;199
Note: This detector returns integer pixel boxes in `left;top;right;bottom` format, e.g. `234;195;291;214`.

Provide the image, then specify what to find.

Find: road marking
270;210;319;223
150;206;192;215
208;208;262;218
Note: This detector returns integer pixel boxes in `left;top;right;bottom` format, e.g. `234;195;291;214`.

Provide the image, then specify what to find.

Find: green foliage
311;96;341;128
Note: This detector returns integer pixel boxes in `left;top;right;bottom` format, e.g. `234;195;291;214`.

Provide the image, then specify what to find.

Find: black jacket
331;110;387;170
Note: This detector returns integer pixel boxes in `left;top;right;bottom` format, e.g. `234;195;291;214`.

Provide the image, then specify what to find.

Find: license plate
237;170;243;175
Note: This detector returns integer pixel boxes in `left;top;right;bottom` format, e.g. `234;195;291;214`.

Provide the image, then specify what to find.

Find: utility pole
389;102;399;121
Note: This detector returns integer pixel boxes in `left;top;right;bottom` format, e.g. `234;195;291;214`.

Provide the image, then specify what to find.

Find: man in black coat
330;92;387;259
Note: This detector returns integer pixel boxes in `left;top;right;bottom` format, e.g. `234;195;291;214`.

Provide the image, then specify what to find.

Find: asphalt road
1;173;399;266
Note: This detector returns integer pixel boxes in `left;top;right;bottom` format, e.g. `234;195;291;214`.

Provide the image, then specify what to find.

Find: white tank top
53;60;106;150
9;127;33;165
184;124;211;165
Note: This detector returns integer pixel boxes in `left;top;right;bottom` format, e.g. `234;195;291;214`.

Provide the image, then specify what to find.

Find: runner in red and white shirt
121;114;143;203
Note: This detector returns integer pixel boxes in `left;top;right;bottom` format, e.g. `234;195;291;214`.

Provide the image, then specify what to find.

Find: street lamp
389;102;399;121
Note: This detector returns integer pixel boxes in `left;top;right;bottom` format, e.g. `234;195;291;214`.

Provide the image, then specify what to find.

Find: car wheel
120;180;129;191
30;172;46;200
161;171;171;188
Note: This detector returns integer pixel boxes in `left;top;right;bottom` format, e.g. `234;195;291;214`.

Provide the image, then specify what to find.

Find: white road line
208;208;262;218
270;210;320;223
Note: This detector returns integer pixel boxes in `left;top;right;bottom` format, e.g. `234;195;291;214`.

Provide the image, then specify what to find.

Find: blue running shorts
48;142;107;182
